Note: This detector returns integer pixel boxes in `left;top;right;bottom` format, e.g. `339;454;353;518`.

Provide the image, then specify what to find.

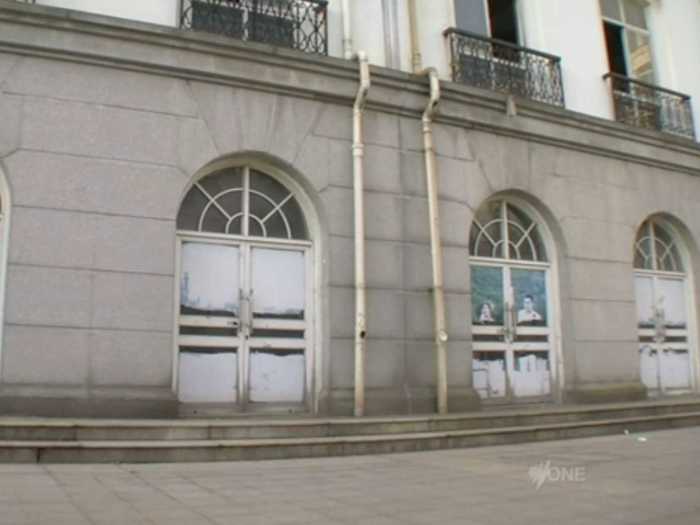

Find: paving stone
1;428;699;524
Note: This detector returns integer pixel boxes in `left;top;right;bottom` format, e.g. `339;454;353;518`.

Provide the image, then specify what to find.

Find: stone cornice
0;1;699;176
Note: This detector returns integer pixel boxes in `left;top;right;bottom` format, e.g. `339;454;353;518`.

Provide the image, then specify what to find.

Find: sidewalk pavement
0;427;699;525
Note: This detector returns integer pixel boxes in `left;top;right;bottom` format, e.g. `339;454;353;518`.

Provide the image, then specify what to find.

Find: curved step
1;399;699;442
1;410;699;463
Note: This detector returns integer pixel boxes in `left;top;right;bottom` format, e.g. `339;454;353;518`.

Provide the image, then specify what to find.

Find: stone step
0;399;698;442
1;410;699;463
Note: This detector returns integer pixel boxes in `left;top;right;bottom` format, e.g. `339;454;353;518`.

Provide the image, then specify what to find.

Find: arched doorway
175;165;314;412
469;199;557;401
634;218;695;396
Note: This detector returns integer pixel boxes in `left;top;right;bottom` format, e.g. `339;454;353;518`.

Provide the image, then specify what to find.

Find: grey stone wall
0;3;699;416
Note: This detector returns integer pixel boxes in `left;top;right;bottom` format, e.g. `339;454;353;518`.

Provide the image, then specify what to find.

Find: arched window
634;220;683;273
469;199;555;401
634;218;694;395
470;200;547;262
177;167;308;240
175;165;313;411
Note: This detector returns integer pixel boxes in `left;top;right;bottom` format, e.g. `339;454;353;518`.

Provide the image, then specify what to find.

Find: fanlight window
634;220;683;272
177;167;308;240
470;201;547;262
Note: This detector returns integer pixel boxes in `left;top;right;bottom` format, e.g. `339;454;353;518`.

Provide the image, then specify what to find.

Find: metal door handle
503;301;512;343
654;307;666;343
247;290;254;334
239;288;250;335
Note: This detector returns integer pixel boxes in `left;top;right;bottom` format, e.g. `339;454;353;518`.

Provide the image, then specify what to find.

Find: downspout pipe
420;68;448;414
342;0;353;59
353;52;371;417
408;0;423;72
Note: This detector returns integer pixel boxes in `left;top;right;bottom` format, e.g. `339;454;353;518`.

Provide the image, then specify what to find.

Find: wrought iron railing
604;73;695;140
180;0;328;55
444;28;564;107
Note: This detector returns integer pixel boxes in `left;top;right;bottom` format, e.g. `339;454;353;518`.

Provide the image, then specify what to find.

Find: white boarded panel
251;248;304;318
473;353;506;399
511;352;551;397
178;351;237;403
660;348;692;390
640;345;659;391
181;242;239;316
657;279;687;328
635;276;654;328
249;350;304;403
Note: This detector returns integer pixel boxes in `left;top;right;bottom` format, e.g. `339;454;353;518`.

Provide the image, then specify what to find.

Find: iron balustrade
604;73;695;140
180;0;328;55
444;28;564;107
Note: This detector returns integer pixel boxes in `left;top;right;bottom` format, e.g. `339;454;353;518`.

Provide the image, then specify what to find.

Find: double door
471;262;553;400
176;237;310;410
635;273;693;395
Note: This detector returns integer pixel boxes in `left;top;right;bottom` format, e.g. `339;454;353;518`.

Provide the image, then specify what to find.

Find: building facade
0;0;698;417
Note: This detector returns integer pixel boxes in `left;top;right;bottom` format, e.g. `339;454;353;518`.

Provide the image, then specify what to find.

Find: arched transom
470;200;548;262
634;220;684;273
177;166;308;240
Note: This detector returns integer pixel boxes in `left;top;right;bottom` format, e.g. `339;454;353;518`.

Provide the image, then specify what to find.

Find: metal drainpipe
341;0;353;59
353;52;371;417
408;0;423;72
420;68;448;414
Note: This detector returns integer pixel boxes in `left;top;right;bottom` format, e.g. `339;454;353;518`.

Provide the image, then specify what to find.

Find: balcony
444;28;564;107
604;73;695;140
180;0;328;55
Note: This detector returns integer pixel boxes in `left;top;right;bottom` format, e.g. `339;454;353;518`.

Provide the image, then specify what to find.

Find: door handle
503;301;512;343
247;289;255;334
239;288;250;336
654;307;666;343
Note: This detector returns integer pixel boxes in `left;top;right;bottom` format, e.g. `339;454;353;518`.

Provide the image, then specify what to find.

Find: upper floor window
600;0;653;83
454;0;520;45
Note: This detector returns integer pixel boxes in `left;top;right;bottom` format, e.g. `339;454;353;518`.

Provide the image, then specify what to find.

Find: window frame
634;220;686;276
453;0;524;44
601;0;655;83
484;0;524;46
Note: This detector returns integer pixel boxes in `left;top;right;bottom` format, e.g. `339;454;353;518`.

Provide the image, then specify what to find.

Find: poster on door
511;269;547;326
470;266;504;325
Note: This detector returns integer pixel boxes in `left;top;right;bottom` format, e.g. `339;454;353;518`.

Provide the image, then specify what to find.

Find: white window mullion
501;202;510;260
649;222;658;272
242;166;251;238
